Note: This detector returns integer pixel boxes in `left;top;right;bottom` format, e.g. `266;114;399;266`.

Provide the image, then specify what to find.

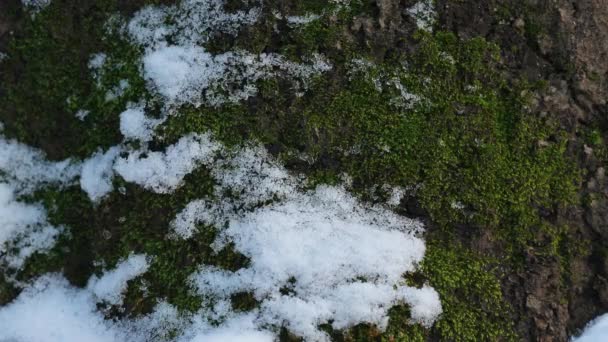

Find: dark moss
0;0;162;160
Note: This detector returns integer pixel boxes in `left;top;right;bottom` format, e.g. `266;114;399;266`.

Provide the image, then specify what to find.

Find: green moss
301;32;577;251
421;243;515;341
383;306;427;342
0;0;156;160
0;274;18;307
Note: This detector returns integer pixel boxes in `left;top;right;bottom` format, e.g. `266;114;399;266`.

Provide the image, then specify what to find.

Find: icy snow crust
0;0;443;341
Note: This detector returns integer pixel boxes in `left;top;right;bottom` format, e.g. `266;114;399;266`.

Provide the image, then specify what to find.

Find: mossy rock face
0;0;590;341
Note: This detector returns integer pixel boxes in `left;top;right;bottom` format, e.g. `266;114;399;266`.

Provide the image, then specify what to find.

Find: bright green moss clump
421;243;515;341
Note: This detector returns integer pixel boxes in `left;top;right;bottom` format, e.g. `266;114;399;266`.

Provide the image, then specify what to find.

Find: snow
114;133;219;193
0;183;47;248
119;105;163;142
187;181;437;340
407;0;436;32
105;79;130;102
0;274;273;342
0;137;80;194
0;136;80;269
189;314;275;342
0;258;161;342
75;109;90;121
89;53;107;71
165;136;441;340
0;183;62;269
142;45;223;106
574;314;608;342
80;147;121;202
87;254;150;306
0;275;126;342
21;0;51;12
286;14;320;26
272;11;320;26
142;46;330;107
387;186;406;207
128;0;330;107
127;0;259;49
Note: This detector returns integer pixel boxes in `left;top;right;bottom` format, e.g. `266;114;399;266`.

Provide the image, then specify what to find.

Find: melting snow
87;254;150;306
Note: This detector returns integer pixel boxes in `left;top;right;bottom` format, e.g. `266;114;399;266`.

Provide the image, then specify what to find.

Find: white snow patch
142;45;224;106
75;109;90;121
170;199;221;239
142;45;330;106
0;137;80;194
286;14;320;26
89;53;107;71
0;275;127;342
127;0;330;107
159;134;442;340
128;0;259;49
0;136;82;268
114;133;219;193
190;185;437;340
389;77;422;109
80;146;121;202
119;105;164;142
21;0;51;12
189;314;275;342
87;254;150;306
0;273;273;342
450;201;465;211
0;183;62;269
272;2;343;22
0;183;46;248
387;186;406;207
574;314;608;342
